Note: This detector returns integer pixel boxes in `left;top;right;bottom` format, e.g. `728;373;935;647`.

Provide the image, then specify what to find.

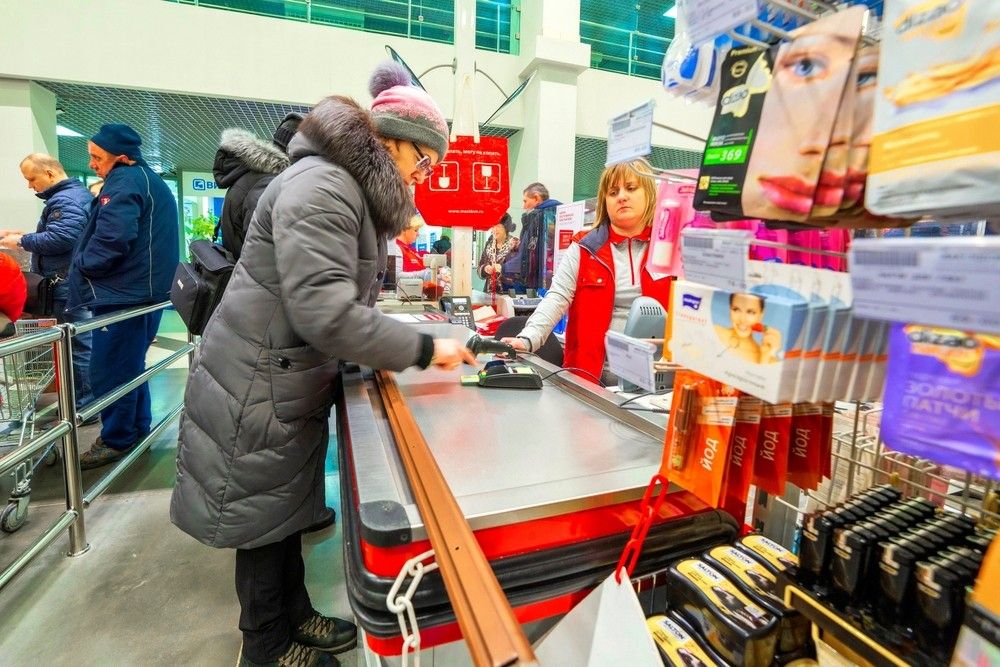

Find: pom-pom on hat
91;123;143;160
369;61;449;160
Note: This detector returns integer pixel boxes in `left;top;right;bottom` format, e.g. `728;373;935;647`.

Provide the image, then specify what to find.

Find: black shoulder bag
170;240;236;335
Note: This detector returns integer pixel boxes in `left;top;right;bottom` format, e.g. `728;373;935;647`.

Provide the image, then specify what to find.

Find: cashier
388;214;427;277
502;160;673;384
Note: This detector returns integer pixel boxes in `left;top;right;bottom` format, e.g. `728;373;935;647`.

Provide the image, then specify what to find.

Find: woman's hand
483;265;495;275
431;339;478;371
492;263;502;274
501;337;529;352
759;327;782;364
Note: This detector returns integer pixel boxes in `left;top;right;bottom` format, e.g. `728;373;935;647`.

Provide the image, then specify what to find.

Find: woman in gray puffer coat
170;63;475;667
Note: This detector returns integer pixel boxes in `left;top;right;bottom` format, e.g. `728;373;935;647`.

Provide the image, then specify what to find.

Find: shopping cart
0;319;60;533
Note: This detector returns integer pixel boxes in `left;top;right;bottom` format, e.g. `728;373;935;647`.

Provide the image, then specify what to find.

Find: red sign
415;135;509;230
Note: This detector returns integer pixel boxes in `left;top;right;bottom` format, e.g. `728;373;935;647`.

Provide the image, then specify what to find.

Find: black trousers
235;531;314;662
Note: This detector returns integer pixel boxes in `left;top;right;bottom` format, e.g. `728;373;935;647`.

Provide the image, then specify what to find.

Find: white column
0;79;58;232
450;0;478;297
509;0;590;210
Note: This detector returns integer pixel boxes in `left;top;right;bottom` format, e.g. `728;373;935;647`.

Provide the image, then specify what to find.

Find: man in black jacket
212;113;302;259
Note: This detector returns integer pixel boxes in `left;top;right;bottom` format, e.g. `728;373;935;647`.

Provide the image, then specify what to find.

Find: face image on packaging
714;293;782;364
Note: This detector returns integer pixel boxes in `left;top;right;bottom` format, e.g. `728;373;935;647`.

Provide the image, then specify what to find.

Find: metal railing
0;302;192;591
580;21;672;80
163;0;519;55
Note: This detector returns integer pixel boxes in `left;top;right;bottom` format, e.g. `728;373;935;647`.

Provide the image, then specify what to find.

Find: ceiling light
56;125;83;137
663;5;677;18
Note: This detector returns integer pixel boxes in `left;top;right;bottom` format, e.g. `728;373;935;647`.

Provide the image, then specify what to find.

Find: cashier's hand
501;337;529;352
431;338;478;371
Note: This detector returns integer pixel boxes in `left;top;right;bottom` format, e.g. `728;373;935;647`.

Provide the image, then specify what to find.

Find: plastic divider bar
374;370;536;667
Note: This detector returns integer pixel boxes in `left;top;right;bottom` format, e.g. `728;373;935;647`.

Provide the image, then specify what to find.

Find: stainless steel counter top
339;324;670;543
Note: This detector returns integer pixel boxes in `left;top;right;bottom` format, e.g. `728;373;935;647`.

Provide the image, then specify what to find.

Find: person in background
69;124;179;469
213;113;303;259
517;182;563;291
521;181;560;212
431;235;451;257
170;61;476;667
0;253;27;338
88;179;104;197
388;214;427;279
476;213;519;293
1;154;93;408
503;160;672;384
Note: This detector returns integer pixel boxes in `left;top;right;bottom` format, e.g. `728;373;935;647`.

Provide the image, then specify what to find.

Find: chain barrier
386;549;439;667
614;474;669;583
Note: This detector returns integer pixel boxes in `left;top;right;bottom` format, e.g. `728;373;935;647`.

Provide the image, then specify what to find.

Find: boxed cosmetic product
695;45;774;218
670;280;808;403
868;0;1000;219
665;558;779;667
880;324;1000;481
741;7;866;222
811;272;853;402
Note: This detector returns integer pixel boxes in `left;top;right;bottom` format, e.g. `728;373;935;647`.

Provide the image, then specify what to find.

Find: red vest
396;239;425;272
563;225;673;383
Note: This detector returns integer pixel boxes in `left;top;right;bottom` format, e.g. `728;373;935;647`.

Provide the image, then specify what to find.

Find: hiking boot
293;613;357;653
79;437;132;470
237;642;337;667
302;507;336;534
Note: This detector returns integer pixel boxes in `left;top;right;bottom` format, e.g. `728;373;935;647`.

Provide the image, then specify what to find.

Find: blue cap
91;123;142;160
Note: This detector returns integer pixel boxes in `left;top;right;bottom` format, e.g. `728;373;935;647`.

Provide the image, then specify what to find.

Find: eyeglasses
411;142;434;178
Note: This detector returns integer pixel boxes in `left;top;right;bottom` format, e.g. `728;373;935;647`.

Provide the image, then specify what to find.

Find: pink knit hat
369;61;449;159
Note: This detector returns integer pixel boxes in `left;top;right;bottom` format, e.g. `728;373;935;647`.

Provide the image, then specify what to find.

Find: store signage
554;201;587;271
182;171;226;197
414;135;509;231
680;0;759;46
850;237;1000;334
681;228;750;292
606;101;655;166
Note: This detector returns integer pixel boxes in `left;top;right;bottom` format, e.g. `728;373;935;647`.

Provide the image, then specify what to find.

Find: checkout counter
336;323;738;665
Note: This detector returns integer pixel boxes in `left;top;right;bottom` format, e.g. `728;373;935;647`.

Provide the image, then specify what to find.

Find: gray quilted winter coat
170;96;434;549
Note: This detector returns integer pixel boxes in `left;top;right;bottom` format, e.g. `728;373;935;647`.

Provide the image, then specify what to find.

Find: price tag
605;331;657;392
850;238;1000;334
606;100;655;166
681;228;749;292
680;0;760;46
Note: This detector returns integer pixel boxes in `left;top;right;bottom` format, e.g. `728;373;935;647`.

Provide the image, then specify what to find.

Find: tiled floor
0;314;356;666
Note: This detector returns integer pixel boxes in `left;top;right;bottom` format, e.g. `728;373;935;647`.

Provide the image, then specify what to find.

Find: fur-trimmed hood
213;128;289;188
292;95;414;238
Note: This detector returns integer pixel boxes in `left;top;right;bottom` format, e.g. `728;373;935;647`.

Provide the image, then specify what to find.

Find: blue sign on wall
191;178;217;191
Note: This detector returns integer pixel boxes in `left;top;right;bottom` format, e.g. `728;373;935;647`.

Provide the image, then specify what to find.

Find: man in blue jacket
1;154;94;407
69;124;179;470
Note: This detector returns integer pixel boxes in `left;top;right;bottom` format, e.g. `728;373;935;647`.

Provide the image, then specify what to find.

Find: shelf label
850;238;1000;334
681;228;750;292
680;0;759;47
606;100;655;166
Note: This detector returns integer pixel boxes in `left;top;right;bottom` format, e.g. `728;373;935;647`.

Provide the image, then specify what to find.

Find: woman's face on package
743;15;860;219
844;46;879;207
730;293;764;339
605;176;648;233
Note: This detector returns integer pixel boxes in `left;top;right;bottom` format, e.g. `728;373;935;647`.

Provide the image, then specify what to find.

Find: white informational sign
554;201;587;271
680;228;750;292
605;331;657;393
850;237;1000;334
534;572;661;666
181;171;226;198
606;100;655;166
680;0;759;46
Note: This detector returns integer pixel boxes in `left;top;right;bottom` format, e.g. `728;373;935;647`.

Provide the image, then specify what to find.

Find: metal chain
386;549;438;667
